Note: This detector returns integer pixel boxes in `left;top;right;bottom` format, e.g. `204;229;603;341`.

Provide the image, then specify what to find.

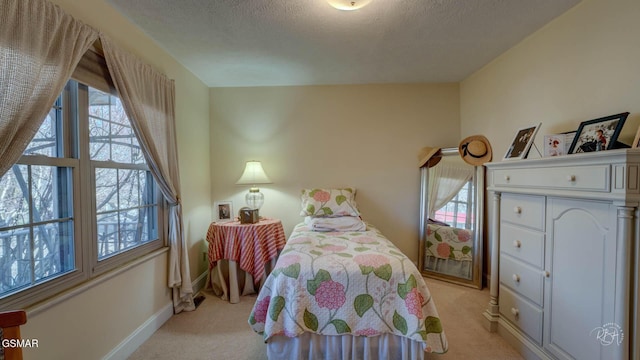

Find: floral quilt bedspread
248;223;448;354
426;223;473;261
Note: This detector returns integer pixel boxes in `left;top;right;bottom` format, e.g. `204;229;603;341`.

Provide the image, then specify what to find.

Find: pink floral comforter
248;222;448;354
426;223;473;261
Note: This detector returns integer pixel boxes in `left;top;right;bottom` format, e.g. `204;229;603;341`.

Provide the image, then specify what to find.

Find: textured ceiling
107;0;581;87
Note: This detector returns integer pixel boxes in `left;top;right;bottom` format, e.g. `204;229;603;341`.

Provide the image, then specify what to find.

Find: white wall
461;0;640;155
23;1;212;359
210;84;460;260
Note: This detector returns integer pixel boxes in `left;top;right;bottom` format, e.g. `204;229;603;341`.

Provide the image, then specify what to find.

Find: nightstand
205;218;286;303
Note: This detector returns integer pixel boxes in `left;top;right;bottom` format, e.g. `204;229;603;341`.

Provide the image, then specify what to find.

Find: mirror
418;147;483;288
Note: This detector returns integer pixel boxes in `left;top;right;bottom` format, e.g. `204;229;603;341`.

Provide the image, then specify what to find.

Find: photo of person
218;204;230;219
595;129;606;150
572;119;619;153
504;124;540;160
544;135;563;157
215;201;233;221
569;113;628;154
544;132;575;157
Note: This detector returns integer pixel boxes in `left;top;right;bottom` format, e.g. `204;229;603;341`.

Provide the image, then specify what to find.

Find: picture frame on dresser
543;131;577;157
503;123;541;160
214;201;233;222
568;112;629;153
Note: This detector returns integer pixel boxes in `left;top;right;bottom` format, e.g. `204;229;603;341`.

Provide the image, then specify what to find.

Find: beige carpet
128;277;523;359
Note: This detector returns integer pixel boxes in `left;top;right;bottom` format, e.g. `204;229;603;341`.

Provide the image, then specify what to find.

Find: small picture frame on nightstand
214;201;233;222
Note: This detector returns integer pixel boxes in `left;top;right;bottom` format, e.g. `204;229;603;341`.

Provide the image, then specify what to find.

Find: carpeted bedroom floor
128;277;523;359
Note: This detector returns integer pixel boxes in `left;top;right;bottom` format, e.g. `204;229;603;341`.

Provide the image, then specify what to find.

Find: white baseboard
102;302;173;360
103;271;209;360
192;270;209;294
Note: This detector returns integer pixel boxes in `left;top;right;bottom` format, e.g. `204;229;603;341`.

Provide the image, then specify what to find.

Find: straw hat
459;135;492;166
417;146;442;168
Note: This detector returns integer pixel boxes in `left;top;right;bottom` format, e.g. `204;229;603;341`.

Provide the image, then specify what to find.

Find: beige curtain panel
0;0;97;177
101;36;195;313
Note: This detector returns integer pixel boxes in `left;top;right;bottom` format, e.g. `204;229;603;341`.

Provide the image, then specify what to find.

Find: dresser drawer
500;255;544;306
500;194;545;231
493;164;610;192
500;223;544;268
499;285;543;345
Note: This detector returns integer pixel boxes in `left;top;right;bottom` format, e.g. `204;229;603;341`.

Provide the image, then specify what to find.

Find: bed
423;222;473;280
248;189;447;360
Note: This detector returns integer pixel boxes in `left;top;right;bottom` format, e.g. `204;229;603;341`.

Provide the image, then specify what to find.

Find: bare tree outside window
87;88;157;260
0;82;159;300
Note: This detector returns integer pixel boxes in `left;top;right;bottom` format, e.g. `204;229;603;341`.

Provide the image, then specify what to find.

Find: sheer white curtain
0;0;97;177
427;163;474;217
101;36;195;313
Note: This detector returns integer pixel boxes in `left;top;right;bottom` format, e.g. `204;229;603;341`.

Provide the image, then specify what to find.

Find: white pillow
304;216;366;232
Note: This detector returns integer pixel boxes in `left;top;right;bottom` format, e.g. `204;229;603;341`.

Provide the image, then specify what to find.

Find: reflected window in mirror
418;147;483;289
434;180;473;229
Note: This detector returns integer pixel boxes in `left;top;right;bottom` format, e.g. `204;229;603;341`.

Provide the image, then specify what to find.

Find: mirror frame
417;147;483;289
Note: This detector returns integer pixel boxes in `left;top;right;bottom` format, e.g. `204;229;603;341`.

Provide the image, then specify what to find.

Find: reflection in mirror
418;148;483;288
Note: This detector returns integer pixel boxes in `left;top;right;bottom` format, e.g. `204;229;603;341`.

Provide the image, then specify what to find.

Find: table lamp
235;161;272;211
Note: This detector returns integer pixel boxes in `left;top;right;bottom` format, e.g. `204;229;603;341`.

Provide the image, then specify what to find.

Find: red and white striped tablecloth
206;218;286;285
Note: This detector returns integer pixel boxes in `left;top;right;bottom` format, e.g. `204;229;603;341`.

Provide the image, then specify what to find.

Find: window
434;180;474;229
0;80;163;308
87;87;158;263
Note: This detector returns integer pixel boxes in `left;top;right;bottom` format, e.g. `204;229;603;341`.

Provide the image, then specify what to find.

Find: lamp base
246;188;264;210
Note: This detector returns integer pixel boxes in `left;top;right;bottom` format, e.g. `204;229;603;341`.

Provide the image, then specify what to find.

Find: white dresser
483;149;640;360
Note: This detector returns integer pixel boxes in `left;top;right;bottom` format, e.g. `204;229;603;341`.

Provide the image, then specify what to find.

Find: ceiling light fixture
327;0;372;11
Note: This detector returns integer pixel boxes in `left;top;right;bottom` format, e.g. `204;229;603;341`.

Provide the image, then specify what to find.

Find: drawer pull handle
512;274;520;282
505;175;510;182
511;308;519;317
545;271;551;278
513;240;521;248
513;206;522;214
567;175;576;182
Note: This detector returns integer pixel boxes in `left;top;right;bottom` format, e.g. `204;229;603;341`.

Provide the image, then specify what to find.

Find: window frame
0;50;166;310
77;81;165;276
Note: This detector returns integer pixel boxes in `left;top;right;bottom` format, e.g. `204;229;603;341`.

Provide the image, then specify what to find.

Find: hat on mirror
417;146;442;168
459;135;492;166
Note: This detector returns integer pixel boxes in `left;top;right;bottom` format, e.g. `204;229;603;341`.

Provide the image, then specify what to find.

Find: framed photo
214;201;233;222
568;112;629;154
504;123;541;160
544;134;565;157
544;131;576;157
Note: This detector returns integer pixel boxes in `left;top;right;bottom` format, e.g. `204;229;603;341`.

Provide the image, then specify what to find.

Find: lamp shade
235;161;272;185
